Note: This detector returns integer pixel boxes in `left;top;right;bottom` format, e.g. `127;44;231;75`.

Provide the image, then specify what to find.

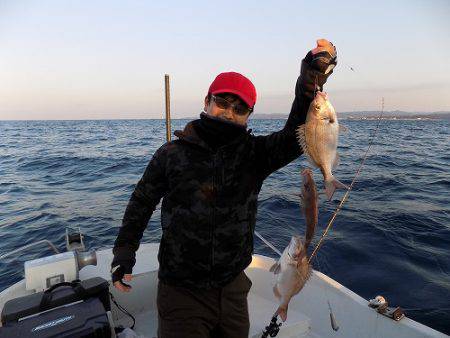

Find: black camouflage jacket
112;58;332;289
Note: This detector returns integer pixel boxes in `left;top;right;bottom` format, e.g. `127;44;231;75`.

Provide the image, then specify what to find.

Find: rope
308;98;385;263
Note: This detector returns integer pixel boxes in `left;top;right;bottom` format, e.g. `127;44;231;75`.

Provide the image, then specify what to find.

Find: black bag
0;277;112;338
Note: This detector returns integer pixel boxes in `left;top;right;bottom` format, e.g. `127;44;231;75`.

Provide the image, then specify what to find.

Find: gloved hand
305;39;337;74
299;38;337;99
111;249;135;292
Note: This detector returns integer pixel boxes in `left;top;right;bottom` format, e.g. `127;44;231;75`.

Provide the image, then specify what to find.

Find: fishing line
308;97;385;263
255;230;282;256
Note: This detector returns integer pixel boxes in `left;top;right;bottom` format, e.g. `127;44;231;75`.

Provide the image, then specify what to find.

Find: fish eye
314;104;320;110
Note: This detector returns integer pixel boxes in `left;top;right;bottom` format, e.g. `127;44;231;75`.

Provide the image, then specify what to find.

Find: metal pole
164;74;171;142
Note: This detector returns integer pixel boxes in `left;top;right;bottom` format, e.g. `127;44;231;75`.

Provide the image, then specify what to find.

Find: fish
301;168;318;249
328;300;339;331
296;91;347;200
270;236;311;321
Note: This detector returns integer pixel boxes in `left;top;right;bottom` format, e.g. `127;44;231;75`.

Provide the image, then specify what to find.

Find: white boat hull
1;243;447;338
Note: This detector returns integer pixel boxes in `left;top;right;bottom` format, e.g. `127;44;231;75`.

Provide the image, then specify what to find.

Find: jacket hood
174;113;251;151
174;120;210;149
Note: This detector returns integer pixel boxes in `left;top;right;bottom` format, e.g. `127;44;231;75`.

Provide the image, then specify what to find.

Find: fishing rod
308;97;385;263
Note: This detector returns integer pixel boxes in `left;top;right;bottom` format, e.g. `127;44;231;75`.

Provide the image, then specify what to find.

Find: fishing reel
369;295;405;321
261;315;282;337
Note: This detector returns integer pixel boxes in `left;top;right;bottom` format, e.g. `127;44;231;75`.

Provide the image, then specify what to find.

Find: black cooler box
0;277;112;338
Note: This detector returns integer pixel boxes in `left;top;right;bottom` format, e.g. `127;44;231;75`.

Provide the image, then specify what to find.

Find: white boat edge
1;242;448;338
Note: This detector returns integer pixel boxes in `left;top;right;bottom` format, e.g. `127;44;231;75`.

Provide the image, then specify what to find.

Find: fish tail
274;305;288;322
324;176;348;200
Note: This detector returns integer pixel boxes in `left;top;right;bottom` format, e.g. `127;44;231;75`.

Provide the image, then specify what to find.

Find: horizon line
1;110;450;122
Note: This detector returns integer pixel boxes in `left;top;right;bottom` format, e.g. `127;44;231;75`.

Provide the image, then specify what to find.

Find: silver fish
296;91;347;200
270;236;311;321
301;168;318;250
328;300;340;331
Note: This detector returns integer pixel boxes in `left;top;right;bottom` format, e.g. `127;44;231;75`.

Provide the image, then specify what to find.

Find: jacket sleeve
254;58;332;179
112;146;168;268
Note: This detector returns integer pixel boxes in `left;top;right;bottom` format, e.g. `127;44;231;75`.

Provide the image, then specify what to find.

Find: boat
0;229;447;338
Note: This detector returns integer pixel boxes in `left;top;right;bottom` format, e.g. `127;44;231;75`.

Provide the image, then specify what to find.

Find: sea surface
0;118;449;334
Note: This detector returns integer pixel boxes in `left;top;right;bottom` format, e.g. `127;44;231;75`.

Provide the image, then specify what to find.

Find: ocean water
0;118;449;334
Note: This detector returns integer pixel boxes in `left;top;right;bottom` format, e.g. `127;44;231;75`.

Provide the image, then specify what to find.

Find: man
111;39;337;337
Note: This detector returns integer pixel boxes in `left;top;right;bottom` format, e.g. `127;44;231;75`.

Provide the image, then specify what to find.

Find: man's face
204;93;251;126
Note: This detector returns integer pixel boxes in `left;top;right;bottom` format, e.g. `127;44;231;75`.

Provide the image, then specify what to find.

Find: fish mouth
301;168;313;177
315;91;328;99
301;169;314;184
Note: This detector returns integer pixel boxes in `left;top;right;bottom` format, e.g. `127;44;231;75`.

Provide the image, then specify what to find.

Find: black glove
304;43;337;75
111;248;135;287
299;42;337;99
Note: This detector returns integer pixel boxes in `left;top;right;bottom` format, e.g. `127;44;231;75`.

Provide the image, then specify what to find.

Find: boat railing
0;240;60;261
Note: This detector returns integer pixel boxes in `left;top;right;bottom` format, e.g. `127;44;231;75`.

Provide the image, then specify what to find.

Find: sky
0;0;449;120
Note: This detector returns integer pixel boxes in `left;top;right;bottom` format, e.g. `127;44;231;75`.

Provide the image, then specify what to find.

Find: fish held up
296;91;347;200
270;236;311;321
301;168;318;250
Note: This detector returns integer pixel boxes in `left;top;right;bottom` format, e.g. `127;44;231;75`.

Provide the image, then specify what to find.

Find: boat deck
116;291;313;338
1;243;447;338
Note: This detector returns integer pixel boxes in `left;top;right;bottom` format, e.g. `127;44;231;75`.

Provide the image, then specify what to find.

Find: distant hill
251;111;450;120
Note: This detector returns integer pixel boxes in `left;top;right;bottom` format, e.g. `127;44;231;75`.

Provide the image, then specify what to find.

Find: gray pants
157;271;252;338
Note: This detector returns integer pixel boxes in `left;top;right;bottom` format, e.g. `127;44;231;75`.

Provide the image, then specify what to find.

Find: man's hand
298;38;337;99
307;38;337;75
111;264;133;292
111;247;136;292
311;39;336;57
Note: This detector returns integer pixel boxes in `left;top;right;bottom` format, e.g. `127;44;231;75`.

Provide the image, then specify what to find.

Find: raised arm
255;39;337;178
111;146;168;290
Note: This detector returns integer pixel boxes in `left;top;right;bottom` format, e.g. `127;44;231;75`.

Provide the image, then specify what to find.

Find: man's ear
204;96;209;111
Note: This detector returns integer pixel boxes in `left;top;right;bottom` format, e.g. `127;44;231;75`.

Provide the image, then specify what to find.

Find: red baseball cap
208;72;257;108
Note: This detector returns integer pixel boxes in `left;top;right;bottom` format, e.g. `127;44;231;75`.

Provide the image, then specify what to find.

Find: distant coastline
250;111;450;120
1;111;449;121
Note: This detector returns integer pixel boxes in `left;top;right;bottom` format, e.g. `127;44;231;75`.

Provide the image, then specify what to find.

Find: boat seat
248;292;311;338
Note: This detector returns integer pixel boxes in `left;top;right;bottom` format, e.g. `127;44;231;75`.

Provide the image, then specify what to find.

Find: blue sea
0;118;449;334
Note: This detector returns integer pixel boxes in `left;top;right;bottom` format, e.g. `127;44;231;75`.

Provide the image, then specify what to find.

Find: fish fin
269;262;281;274
296;124;316;168
339;124;348;133
274;305;288;322
324;176;348;200
273;284;282;299
296;124;308;154
332;153;340;170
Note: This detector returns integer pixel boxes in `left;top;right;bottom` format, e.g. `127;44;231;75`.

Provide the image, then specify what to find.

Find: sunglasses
211;95;253;116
